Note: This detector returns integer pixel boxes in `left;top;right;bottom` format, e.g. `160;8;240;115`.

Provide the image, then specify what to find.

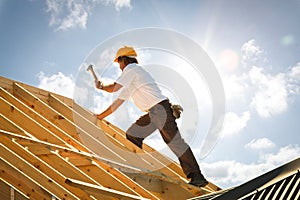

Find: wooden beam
0;76;73;107
65;178;149;200
0;87;88;152
50;95;143;155
125;173;197;200
48;93;74;121
0;142;80;200
76;163;156;198
0;135;93;200
38;153;100;185
0;76;14;94
64;154;94;167
0;97;66;146
0;159;51;199
13;83;80;141
0;130;141;173
137;172;210;196
89;158;160;200
50;94;130;151
0;114;27;136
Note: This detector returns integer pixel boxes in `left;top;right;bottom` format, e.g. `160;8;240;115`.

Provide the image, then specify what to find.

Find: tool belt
171;104;183;119
149;100;183;119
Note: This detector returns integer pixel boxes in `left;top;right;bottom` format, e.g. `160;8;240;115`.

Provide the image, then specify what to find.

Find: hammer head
87;64;93;71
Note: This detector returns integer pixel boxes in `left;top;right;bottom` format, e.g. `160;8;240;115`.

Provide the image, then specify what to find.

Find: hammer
87;64;98;82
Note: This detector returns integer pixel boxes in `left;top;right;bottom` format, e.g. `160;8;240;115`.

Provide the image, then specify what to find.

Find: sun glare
219;49;239;71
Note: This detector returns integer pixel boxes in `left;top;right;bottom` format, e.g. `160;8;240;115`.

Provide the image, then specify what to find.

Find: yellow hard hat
114;46;137;62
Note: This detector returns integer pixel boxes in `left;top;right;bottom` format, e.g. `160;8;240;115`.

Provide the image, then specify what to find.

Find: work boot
188;173;209;187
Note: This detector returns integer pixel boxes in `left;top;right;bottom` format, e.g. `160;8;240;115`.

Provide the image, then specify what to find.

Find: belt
148;99;169;112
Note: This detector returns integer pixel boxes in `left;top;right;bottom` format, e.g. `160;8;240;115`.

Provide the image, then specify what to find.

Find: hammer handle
91;68;98;81
88;65;99;81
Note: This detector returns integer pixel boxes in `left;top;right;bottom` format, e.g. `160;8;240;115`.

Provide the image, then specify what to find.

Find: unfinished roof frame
1;76;220;199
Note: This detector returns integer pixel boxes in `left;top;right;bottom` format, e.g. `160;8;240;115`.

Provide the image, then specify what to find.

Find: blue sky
1;0;300;189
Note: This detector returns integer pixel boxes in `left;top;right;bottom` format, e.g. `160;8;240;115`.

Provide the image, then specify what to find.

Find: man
95;46;208;187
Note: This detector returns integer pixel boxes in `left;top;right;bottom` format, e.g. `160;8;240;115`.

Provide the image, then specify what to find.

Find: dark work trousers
126;99;202;178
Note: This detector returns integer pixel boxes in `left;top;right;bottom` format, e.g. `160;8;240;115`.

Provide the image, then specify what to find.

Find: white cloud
223;74;248;102
287;62;300;95
241;39;267;67
220;39;299;120
73;85;89;105
203;160;268;187
37;71;75;98
241;39;262;56
238;39;300;118
289;62;300;79
46;0;132;31
46;0;61;27
245;138;276;151
260;145;300;165
249;66;288;118
221;111;250;138
58;2;88;31
113;0;132;11
46;0;89;31
203;144;300;188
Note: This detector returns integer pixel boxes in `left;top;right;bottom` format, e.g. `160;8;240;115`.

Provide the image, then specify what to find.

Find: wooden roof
0;76;221;200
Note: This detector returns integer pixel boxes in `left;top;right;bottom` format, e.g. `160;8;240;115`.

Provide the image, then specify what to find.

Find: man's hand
94;98;125;121
95;80;102;89
95;113;104;120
